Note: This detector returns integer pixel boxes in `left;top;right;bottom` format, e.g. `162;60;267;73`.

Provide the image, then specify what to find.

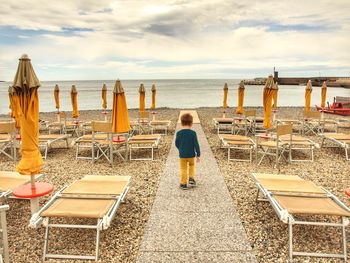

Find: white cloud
0;0;349;80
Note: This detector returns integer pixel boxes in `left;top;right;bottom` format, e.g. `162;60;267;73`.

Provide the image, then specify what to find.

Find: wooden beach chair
251;173;350;261
276;119;303;134
30;175;131;261
320;133;350;160
219;134;255;162
74;133;108;160
212;117;234;134
48;112;81;136
256;124;292;168
38;134;70;160
279;134;318;162
128;134;161;161
0;171;43;200
0;121;16;161
149;120;171;135
302;111;323;135
233;110;258;135
0;205;9;263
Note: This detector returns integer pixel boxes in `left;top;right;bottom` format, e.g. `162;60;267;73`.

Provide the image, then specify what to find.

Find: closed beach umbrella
54;84;60;111
223;83;228;110
263;75;274;129
151;84;156;111
70;85;79;118
12;54;43;175
139;83;146;112
305;80;312;113
272;82;279;111
236;81;245;114
8;86;20;128
102;84;107;110
321;81;327;108
112;80;131;133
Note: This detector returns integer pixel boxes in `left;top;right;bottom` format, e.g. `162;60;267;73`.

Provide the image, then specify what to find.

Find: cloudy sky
0;0;349;81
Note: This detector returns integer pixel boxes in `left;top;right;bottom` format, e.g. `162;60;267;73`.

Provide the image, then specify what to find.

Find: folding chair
302;111;323;136
276;119;302;134
279;134;318;162
321;133;350;161
232;110;257;135
0;205;9;263
30;175;131;261
47;112;66;134
149;120;171;135
38;134;70;159
219;134;255;162
212;118;234;134
251;173;350;261
137;111;151;134
0;121;16;161
256;123;292;168
91;121;127;165
128;134;161;161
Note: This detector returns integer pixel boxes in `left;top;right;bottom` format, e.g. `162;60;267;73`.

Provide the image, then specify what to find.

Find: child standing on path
175;113;201;190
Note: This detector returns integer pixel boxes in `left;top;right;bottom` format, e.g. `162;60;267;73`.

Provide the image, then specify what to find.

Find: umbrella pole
30;175;36;189
223;109;226;118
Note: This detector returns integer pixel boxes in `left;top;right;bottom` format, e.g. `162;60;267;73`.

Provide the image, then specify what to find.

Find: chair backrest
0;121;16;134
92;121;112;133
277;123;293;136
244;110;256;117
304;111;321;119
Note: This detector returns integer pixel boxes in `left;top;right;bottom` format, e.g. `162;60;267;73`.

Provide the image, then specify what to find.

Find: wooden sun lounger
0;204;9;263
149;120;171;135
279;134;318;162
219;134;255;162
213;118;234;134
30;175;131;261
38;134;70;160
128;134;161;161
320;133;350;161
251;173;350;261
0;171;43;199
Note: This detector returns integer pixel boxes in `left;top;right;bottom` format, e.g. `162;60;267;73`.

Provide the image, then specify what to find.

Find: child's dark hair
181;113;193;126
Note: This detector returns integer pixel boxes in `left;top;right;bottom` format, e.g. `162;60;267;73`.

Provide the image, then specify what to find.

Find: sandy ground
0;107;349;262
198;107;350;263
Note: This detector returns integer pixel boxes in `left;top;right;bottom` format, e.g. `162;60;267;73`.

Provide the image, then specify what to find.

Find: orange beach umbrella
139;84;146;112
305;80;312;113
321;81;327;108
54;84;60;111
263;75;274;129
236;81;245;114
223;83;228;109
71;85;79;118
272;82;278;111
12;54;43;175
151;84;156;111
112;80;131;133
102;84;107;110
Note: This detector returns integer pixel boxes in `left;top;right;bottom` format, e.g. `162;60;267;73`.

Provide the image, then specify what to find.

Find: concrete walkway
136;113;256;263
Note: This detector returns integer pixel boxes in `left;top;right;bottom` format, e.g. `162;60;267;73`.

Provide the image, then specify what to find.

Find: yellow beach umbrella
272;82;279;111
12;54;43;176
321;81;327;108
151;84;156;111
8;86;20;128
236;81;245;114
102;84;107;110
112;80;131;133
139;83;146;112
263;75;274;129
54;84;60;111
223;83;228;110
71;85;79;118
305;80;312;113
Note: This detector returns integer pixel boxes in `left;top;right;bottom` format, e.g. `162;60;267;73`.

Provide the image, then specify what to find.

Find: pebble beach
0;107;349;262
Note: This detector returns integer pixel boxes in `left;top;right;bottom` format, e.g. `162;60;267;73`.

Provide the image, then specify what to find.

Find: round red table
12;182;54;214
345;188;350;198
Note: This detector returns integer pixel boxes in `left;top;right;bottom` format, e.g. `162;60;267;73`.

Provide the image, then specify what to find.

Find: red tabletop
255;133;274;139
12;182;54;198
346;188;350;198
113;136;126;143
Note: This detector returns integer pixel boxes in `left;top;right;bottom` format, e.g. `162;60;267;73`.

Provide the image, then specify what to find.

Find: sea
0;79;349;115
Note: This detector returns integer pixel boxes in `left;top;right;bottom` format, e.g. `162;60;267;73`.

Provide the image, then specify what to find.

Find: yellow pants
180;158;195;185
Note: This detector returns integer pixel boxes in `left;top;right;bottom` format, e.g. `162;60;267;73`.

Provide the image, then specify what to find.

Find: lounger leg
342;217;347;260
288;221;293;261
95;228;100;261
43;219;50;260
228;148;230;161
0;210;9;263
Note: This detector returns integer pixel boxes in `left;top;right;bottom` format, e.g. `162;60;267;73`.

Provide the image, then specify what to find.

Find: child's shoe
188;178;196;186
179;184;189;190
